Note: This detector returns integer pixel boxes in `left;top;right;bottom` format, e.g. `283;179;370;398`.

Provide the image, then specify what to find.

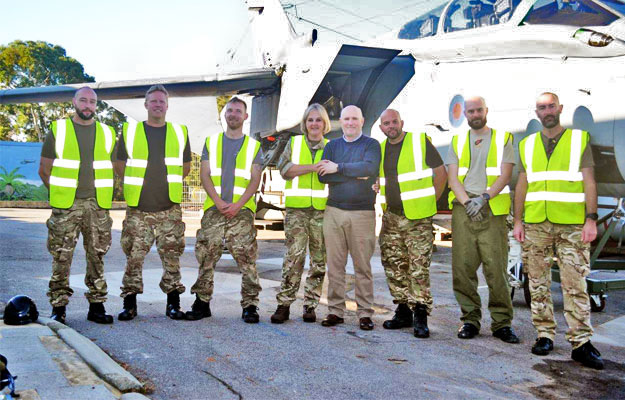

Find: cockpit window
522;0;620;26
597;0;625;15
443;0;522;33
397;4;446;39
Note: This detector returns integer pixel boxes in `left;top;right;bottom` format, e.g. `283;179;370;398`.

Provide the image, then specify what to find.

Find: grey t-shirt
41;121;99;199
446;129;515;195
201;135;263;203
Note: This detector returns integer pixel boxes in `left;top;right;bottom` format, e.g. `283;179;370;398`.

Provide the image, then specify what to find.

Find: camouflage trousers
46;198;112;307
522;221;593;349
276;208;326;308
192;208;261;308
120;205;186;297
379;211;434;314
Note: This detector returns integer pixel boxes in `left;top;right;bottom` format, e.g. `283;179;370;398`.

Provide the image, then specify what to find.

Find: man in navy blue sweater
318;105;381;330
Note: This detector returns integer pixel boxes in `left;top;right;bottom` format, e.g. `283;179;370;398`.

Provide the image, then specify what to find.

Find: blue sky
1;1;252;81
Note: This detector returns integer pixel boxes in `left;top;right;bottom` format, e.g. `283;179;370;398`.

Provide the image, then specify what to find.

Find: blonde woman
271;104;331;323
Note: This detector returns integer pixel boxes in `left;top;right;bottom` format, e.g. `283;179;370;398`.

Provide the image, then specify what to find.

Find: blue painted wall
0;141;47;201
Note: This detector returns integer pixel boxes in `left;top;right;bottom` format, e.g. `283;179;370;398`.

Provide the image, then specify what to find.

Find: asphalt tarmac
1;208;624;400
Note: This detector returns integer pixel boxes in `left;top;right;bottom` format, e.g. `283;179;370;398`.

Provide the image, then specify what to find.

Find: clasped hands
464;196;487;222
315;160;337;176
216;200;244;219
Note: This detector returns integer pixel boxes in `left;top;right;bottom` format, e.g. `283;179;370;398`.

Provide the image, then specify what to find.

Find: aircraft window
443;0;518;33
522;0;620;26
397;7;444;39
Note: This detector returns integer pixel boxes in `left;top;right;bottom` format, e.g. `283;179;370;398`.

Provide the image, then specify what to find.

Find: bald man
447;96;519;343
39;86;117;325
514;92;603;369
377;109;447;338
317;105;381;330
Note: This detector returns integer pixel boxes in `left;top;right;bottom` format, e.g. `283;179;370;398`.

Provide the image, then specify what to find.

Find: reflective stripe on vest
122;121;187;206
203;133;261;212
378;132;436;220
49;119;115;209
520;129;587;224
448;129;511;215
284;135;328;210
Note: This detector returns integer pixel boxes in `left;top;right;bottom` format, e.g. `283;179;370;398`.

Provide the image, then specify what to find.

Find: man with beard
513;92;603;369
187;97;264;323
447;96;519;343
377;109;447;338
39;86;116;324
115;85;192;321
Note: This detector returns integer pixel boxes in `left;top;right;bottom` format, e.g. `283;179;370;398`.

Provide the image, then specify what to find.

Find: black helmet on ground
3;295;39;325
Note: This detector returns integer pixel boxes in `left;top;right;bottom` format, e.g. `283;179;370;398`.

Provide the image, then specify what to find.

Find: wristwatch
481;193;491;201
586;213;599;221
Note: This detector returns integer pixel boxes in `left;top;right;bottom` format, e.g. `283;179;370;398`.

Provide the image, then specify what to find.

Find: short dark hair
226;96;247;111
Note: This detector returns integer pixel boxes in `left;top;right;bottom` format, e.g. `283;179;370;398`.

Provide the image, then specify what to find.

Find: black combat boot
118;294;137;321
242;305;260;323
302;306;316;323
185;296;211;321
531;337;553;355
382;303;413;329
87;302;114;324
166;291;185;320
572;341;604;370
413;303;430;338
270;305;290;324
50;306;66;324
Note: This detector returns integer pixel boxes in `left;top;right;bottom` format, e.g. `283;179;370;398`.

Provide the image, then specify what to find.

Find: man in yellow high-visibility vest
447;96;519;343
188;97;264;324
115;85;192;321
39;86;116;325
377;109;447;338
514;92;604;370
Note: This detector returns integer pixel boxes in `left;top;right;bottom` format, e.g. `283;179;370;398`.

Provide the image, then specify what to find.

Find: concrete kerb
38;317;143;393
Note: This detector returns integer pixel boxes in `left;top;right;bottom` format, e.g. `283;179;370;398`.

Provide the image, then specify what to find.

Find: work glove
469;211;484;222
464;197;487;219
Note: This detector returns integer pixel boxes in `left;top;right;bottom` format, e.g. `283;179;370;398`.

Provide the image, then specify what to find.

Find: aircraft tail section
247;0;317;71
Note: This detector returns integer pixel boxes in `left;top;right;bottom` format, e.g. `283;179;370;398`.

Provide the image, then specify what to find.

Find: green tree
0;166;26;200
0;40;126;142
216;95;232;114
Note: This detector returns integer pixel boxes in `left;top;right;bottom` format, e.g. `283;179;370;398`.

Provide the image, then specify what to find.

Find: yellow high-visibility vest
378;132;436;219
448;129;512;216
203;133;261;212
122;121;187;206
284;135;328;210
49;119;115;209
519;129;588;224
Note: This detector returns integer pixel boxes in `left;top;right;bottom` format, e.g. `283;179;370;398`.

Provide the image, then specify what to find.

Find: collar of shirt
342;133;362;143
541;128;566;143
305;136;326;150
